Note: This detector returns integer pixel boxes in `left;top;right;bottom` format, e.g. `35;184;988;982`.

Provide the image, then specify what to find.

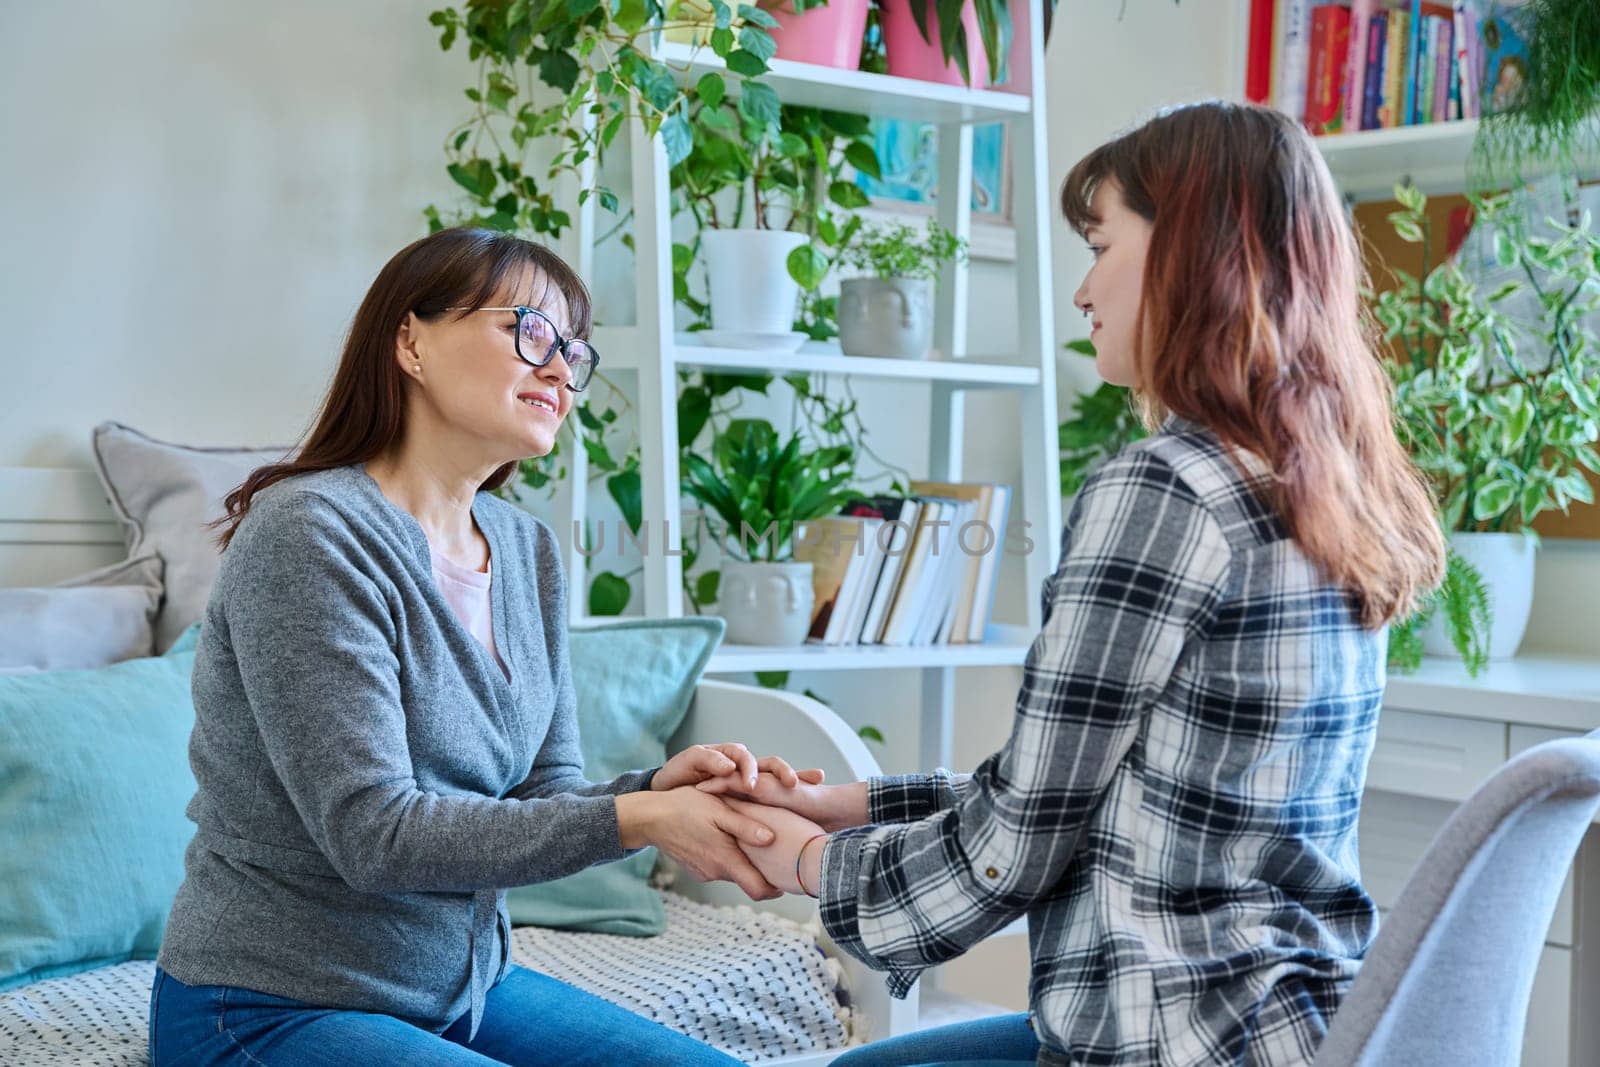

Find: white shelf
1314;120;1482;199
654;39;1029;125
705;624;1035;674
1313;118;1600;201
589;327;1041;388
1384;653;1600;734
676;339;1041;388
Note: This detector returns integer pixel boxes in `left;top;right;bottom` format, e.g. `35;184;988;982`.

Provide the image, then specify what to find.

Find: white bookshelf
557;10;1062;984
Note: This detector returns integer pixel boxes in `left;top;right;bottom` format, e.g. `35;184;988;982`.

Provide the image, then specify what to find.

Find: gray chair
1314;734;1600;1067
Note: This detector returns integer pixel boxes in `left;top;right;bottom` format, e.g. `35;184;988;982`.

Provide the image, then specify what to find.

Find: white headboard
0;467;125;586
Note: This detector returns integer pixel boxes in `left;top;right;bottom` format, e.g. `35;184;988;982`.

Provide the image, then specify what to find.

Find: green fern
1389;549;1493;677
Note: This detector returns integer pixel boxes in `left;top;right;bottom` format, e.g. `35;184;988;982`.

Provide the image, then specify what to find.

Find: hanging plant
1469;0;1600;188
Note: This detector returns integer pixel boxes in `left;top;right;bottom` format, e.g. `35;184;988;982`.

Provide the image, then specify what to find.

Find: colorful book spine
1427;15;1440;123
1401;0;1423;125
1380;9;1408;128
1362;11;1388;131
1342;0;1375;131
1431;16;1454;122
1306;4;1353;135
1453;0;1479;120
1277;0;1314;122
1246;0;1277;104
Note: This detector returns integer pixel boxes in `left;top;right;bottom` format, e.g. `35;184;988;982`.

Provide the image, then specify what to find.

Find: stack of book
1245;1;1525;136
795;480;1012;647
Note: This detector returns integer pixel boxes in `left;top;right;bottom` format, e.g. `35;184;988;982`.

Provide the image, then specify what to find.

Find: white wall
1;1;464;466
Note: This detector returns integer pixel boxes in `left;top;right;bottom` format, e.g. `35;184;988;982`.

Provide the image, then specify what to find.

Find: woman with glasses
701;101;1449;1066
148;227;813;1066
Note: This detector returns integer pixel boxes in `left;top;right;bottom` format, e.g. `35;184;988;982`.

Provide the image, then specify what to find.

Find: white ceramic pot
1422;531;1538;661
838;277;934;359
719;560;814;646
700;229;809;334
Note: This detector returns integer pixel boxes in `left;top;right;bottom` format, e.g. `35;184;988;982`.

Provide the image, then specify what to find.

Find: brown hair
1060;100;1444;627
214;226;592;549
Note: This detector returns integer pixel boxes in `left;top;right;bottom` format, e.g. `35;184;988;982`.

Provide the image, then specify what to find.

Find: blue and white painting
855;120;1010;221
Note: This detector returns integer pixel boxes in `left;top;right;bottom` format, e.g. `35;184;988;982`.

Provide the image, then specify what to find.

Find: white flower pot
1422;531;1538;661
838;277;934;359
718;560;814;646
700;229;808;334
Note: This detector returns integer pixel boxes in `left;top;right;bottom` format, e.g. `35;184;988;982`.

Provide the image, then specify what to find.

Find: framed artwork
853;119;1016;260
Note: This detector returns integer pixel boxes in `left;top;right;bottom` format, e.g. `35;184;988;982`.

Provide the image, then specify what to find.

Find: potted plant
673;92;879;347
1057;339;1147;496
1375;183;1600;672
1469;0;1600;188
765;0;872;70
682;418;859;644
835;219;967;359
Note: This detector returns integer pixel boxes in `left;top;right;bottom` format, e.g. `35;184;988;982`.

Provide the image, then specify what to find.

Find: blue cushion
0;629;199;990
505;616;725;935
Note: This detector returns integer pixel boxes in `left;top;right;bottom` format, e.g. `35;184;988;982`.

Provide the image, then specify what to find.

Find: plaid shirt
820;419;1384;1066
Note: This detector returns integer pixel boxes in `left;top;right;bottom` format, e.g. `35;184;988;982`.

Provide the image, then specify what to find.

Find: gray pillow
0;554;164;671
92;423;290;652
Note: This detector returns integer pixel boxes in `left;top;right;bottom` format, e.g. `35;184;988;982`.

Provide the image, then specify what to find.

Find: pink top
431;548;509;682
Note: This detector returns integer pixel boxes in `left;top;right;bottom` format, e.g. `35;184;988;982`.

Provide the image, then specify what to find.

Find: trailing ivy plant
1372;182;1600;674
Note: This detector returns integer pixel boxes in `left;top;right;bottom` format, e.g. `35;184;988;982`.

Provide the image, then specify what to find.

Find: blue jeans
148;964;740;1066
831;1012;1041;1067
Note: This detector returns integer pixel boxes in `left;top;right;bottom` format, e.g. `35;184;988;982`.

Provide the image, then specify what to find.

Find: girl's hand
720;797;827;896
615;788;782;901
652;742;825;794
698;771;868;833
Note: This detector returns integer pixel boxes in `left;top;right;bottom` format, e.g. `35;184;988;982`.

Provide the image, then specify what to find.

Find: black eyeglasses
443;305;598;392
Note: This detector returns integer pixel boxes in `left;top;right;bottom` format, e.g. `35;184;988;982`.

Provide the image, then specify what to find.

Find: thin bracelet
796;833;827;898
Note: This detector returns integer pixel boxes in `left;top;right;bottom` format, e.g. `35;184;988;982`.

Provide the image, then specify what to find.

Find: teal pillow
0;630;199;990
506;616;725;936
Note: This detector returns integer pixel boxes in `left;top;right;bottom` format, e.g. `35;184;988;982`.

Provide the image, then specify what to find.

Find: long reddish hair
214;227;591;549
1061;101;1443;627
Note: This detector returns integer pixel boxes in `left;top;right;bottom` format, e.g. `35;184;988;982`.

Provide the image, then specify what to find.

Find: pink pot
767;0;870;69
881;0;988;87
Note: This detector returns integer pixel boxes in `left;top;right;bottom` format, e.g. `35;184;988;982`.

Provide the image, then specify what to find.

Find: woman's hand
720;797;827;896
615;787;784;901
697;771;869;833
652;742;826;794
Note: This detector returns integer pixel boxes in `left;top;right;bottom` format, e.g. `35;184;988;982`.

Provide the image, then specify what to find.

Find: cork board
1353;196;1600;540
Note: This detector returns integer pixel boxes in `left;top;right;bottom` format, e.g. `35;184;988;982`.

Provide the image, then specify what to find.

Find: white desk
1369;653;1600;1067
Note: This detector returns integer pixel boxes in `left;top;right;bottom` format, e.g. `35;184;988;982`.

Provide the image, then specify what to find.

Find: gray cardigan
156;465;651;1039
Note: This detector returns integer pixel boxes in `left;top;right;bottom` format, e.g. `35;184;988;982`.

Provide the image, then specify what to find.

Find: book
1452;0;1474;119
1246;0;1278;104
965;483;1011;643
853;497;921;645
908;479;997;645
1430;15;1454;122
1276;0;1316;122
1342;0;1376;131
1380;8;1408;128
1362;12;1389;131
1479;2;1529;117
793;518;857;643
1401;0;1423;126
1306;4;1353;135
880;498;956;646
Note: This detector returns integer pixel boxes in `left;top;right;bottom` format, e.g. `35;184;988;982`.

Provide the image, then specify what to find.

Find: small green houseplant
1058;338;1146;497
682;417;859;644
1375;183;1600;674
835;220;967;359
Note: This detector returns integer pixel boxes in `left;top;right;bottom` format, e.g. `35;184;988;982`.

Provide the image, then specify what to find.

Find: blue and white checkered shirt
820;420;1384;1066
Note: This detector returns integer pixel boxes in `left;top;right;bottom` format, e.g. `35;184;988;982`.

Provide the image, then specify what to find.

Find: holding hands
615;743;831;902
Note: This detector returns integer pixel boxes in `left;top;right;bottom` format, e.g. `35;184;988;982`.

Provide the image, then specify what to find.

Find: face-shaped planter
838;277;934;360
718;560;815;646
